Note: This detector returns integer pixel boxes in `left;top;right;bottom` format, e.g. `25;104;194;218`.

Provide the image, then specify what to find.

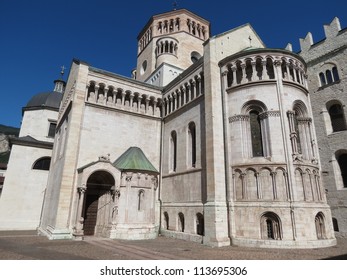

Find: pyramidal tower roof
113;147;158;174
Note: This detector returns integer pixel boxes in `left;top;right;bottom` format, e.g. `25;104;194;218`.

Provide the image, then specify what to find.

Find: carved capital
297;117;312;123
125;174;132;182
78;184;87;194
274;60;282;67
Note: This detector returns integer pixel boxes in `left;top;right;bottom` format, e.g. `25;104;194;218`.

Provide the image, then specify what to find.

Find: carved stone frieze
258;110;280;120
229;114;250;123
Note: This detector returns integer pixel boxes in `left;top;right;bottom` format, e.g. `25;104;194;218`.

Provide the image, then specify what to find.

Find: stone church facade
1;8;346;248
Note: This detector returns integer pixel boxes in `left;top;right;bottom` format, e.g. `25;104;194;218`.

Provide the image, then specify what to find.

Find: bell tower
135;9;210;86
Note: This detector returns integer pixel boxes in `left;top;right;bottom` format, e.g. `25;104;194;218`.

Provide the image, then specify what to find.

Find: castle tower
135;9;210;86
299;17;347;237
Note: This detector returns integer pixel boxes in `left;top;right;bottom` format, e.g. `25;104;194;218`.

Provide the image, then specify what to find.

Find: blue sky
1;0;346;128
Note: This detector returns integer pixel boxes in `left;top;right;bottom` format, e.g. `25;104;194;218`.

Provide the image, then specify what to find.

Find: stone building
299;17;347;237
0;8;343;248
0;75;65;229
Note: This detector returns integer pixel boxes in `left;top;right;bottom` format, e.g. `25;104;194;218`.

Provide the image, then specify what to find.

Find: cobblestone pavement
0;231;346;260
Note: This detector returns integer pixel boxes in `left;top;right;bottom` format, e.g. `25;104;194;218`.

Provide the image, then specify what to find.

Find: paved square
0;231;346;260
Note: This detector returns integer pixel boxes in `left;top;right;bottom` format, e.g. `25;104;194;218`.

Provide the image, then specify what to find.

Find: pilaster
202;38;230;247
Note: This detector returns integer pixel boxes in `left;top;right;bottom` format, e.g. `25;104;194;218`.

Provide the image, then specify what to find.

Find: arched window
319;72;326;86
288;101;313;160
337;153;347;188
332;67;340;82
138;190;145;211
332;218;339;232
163;212;169;230
196;213;204;236
178;212;185;232
261;212;282;240
328;103;347;132
170;131;177;172
293;112;302;154
188;122;196;167
250;110;264;157
241;100;270;158
315;212;326;239
326;70;333;84
319;65;340;86
33;157;51;171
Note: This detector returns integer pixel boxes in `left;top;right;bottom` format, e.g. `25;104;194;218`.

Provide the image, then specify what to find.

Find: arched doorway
83;171;115;236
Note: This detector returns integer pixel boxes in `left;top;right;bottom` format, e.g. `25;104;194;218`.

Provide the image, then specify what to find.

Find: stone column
176;90;180;109
302;171;307;201
287;111;299;155
165;96;169;114
270;171;278;200
129;93;134;109
103;87;108;105
231;67;237;86
94;85;99;103
137;95;142;112
283;170;291;201
167;95;172;114
255;172;262;199
262;60;269;80
196;76;202;96
110;187;120;226
191;80;196;99
251;61;257;81
241;172;247;200
221;71;228;91
293;66;298;83
186;83;191;102
74;184;87;237
181;87;188;104
121;90;125;106
172;92;177;111
145;96;150;114
152;99;157;116
241;63;247;84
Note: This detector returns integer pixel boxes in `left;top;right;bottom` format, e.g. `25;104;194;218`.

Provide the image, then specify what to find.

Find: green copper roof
113;147;158;174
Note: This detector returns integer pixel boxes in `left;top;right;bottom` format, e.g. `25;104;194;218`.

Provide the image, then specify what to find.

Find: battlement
298;17;346;56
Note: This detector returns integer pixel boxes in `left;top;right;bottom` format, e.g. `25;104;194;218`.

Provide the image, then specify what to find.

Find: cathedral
0;8;346;248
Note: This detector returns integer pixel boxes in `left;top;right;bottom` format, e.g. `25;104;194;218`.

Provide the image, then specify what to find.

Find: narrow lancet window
188;122;196;167
250;110;264;157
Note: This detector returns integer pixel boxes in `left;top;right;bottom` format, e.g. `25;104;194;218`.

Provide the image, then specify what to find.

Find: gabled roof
113;147;158;174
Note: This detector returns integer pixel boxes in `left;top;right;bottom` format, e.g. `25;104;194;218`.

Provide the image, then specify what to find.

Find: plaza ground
0;231;346;260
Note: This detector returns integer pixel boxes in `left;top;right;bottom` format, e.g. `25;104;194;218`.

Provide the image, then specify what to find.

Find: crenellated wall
298;17;347;236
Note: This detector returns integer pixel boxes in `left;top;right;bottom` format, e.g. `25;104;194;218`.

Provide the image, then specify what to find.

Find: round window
191;51;201;63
